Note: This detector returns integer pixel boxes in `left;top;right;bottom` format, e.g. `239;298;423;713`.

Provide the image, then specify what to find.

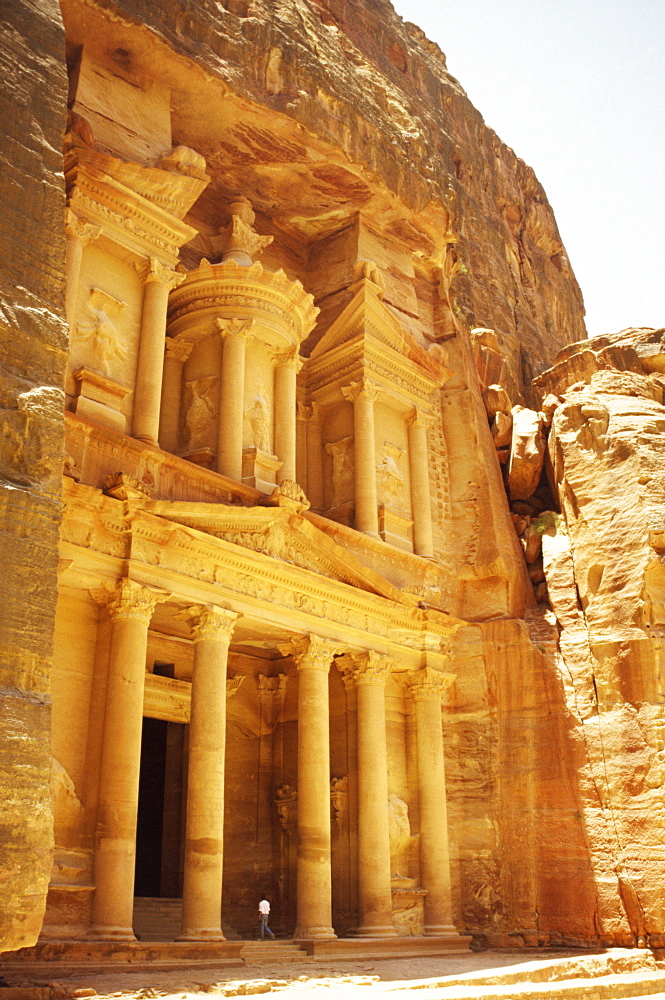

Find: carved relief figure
325;436;354;506
377;441;405;499
76;288;128;374
184;377;215;450
388;793;414;878
246;390;272;453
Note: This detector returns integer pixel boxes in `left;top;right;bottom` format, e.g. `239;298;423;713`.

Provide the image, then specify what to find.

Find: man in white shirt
258;895;275;939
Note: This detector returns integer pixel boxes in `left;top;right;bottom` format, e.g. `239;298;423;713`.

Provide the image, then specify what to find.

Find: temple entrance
133;715;187;940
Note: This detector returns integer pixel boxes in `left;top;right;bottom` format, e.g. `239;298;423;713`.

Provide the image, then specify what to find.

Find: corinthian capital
341;378;381;405
341;650;393;687
165;336;194;364
279;634;341;672
188;604;240;643
406;666;454;702
273;346;304;372
104;579;170;625
64;207;101;247
135;256;185;290
215;316;255;342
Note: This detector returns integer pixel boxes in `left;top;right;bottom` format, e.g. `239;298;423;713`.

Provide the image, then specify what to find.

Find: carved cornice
66;154;199;266
166;259;319;346
62;478;462;661
188;603;239;643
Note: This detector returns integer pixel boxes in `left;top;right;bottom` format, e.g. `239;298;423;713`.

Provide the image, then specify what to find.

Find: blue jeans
260;913;274;939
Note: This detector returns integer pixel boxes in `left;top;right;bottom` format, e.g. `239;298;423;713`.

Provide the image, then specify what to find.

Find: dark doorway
135;716;187;897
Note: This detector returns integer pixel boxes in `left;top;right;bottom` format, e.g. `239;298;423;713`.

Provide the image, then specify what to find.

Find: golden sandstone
0;0;664;981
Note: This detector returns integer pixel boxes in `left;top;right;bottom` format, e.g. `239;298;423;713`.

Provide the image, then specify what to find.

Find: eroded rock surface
0;0;68;952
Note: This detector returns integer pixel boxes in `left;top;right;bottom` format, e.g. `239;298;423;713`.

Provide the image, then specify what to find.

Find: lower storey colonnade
87;579;457;942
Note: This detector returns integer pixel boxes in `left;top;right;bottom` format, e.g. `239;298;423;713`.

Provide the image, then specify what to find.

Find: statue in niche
325;436;354;506
388;793;415;878
76;288;128;374
246;390;272;453
184;377;215;451
377;441;405;499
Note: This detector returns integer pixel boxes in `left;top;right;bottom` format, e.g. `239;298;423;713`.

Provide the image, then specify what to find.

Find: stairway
240;940;310;963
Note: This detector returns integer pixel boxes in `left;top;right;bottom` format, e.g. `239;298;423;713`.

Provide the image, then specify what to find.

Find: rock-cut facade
1;0;664;963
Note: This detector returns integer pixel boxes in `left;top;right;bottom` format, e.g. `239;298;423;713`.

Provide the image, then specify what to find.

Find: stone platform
298;934;472;959
0;934;471;979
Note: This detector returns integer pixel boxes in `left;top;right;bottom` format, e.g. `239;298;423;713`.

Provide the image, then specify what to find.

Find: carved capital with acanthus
273;347;304;372
221;212;273;263
341;377;382;405
164;336;194;364
188;603;240;643
406;666;455;702
135;256;185;290
103;579;170;625
279;634;341;673
341;650;393;688
64;207;102;247
215;316;255;342
405;406;433;430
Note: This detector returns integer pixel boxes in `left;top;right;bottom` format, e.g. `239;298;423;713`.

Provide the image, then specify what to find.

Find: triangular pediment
132;499;416;605
309;279;444;383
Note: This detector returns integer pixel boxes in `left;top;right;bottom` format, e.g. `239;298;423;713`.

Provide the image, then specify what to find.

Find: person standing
258;895;275;939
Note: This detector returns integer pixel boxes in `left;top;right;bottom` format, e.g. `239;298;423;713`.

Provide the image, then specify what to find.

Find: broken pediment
307;275;451;406
131;498;415;605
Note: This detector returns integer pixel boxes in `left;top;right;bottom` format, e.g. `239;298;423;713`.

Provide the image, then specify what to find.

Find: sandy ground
29;950;593;998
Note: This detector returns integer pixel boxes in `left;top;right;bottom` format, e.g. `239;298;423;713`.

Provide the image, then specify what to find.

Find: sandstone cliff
446;330;665;947
60;0;586;405
0;0;68;952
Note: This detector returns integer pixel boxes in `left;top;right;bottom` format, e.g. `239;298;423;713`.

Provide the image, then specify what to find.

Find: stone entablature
60;477;459;664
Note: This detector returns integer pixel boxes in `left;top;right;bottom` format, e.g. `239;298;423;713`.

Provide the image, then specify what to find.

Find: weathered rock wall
0;0;68;952
536;329;665;946
61;0;586;404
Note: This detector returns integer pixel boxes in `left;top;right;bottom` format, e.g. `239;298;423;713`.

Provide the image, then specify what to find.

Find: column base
177;928;226;942
360;530;382;540
88;926;136;941
424;923;459;936
293;926;337;940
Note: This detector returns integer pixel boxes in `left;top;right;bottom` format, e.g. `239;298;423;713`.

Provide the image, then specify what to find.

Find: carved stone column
306;402;324;511
341;379;381;537
91;580;168;939
64;208;101;331
406;408;434;558
179;605;239;940
341;652;397;936
216;318;254;481
407;667;456;935
132;258;185;445
159;336;193;454
273;349;302;484
286;635;339;939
